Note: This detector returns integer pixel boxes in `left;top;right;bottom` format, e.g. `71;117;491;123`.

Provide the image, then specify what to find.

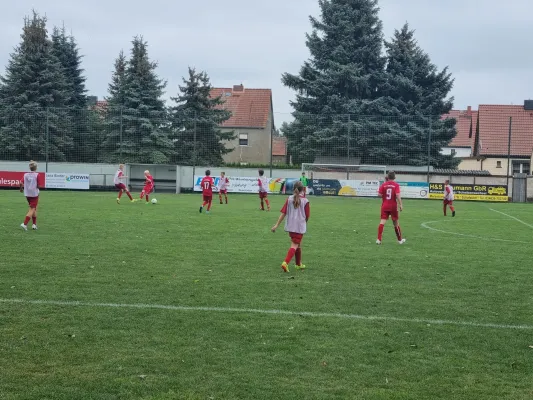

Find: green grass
1;191;533;399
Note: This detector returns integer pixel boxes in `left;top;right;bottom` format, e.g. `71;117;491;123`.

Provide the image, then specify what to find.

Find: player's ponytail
293;181;304;208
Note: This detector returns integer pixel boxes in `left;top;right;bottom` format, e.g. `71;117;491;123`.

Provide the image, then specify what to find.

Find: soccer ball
151;198;157;204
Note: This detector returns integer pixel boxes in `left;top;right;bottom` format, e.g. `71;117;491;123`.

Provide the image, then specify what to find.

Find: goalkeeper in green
299;172;308;197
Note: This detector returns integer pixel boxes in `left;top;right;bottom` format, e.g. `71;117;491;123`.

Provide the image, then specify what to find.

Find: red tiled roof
210;86;272;128
442;107;477;148
272;136;287;156
478;104;533;157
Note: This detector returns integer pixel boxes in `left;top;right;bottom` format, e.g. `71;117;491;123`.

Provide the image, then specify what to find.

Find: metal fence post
506;116;512;189
192;110;197;187
45;107;49;172
426;120;432;184
347;114;351;169
119;107;123;160
270;123;273;178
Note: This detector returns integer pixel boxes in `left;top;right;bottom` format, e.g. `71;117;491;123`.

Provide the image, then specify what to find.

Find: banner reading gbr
429;183;508;202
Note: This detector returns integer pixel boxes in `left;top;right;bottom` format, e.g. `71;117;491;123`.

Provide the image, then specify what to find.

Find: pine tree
381;23;457;167
281;0;386;164
169;67;234;166
101;38;173;163
0;11;72;162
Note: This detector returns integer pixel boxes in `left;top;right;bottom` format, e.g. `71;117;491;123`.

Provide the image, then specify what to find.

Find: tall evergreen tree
169;67;234;166
381;23;457;167
0;11;72;162
281;0;387;164
101;38;173;163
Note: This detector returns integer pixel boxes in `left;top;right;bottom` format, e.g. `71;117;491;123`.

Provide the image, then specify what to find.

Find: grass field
1;191;533;399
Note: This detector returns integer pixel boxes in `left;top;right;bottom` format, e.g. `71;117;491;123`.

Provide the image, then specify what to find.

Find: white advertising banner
45;173;90;190
396;182;429;199
194;175;271;193
337;180;380;197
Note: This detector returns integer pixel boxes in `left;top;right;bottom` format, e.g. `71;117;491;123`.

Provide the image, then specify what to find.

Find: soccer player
376;171;406;245
218;172;229;204
114;164;134;204
19;160;40;231
443;179;456;217
140;170;154;204
199;170;214;214
258;169;270;211
271;181;310;272
299;172;308;197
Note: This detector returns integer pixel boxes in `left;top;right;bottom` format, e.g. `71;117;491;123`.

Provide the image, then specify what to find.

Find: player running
443;180;455;217
199;170;214;214
271;181;310;272
140;170;154;204
19;160;41;231
299;172;308;197
114;164;134;204
258;169;270;211
376;171;406;245
218;172;229;204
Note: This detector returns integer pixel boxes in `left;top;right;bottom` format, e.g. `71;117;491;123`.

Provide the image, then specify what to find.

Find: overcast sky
1;0;533;125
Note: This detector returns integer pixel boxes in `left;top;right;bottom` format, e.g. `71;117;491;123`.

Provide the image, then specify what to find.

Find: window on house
451;149;456;156
512;161;530;175
496;161;502;168
239;133;248;146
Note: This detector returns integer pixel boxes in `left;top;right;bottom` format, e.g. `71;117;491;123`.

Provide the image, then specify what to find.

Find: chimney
466;106;472;116
233;84;244;93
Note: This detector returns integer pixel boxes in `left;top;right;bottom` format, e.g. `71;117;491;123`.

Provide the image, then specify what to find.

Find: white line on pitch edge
0;298;532;331
420;221;528;244
489;208;533;229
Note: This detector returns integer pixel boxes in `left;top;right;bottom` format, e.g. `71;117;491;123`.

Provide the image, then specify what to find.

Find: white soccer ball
151;198;157;204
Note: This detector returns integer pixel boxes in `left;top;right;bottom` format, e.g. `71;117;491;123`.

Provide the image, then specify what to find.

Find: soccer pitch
1;191;532;400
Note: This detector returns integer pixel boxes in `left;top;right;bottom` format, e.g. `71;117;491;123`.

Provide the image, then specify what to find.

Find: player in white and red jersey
376;171;405;245
114;164;133;204
443;180;455;217
140;170;154;204
272;181;310;272
258;169;270;211
19;160;42;231
199;170;215;214
218;172;229;204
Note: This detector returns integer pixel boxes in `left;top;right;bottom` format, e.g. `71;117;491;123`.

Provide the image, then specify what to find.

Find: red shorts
219;189;227;194
259;192;268;199
203;195;212;202
444;200;453;205
289;232;304;244
115;183;126;191
26;196;39;209
143;185;154;195
381;207;398;221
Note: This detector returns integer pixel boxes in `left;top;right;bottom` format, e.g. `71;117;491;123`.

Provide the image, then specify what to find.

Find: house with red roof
210;84;279;164
441;106;477;158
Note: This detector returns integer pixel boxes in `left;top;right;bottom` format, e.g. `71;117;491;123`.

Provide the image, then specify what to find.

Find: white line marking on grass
1;297;532;331
489;208;533;229
420;221;528;244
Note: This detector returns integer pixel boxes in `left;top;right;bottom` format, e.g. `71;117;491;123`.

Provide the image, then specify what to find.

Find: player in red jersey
114;164;134;204
218;172;229;204
19;160;42;231
199;170;214;214
258;169;270;211
443;179;455;217
376;171;405;245
140;170;154;204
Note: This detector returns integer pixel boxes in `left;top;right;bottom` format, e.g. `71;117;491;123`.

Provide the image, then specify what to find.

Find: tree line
0;11;234;165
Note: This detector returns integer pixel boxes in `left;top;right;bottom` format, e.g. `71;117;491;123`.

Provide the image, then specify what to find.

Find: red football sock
225;196;228;204
140;191;145;199
219;195;223;204
295;248;302;265
378;224;384;241
450;205;455;212
443;204;447;216
23;216;31;225
32;216;36;224
207;200;212;211
284;248;296;264
126;191;133;201
394;226;402;241
265;199;270;210
146;195;149;202
260;199;264;210
118;191;123;199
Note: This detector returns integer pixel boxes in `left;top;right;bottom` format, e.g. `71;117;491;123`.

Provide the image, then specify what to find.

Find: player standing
258;169;270;211
443;179;455;217
19;160;41;231
114;164;134;204
271;181;310;272
199;170;214;214
218;172;229;204
140;170;154;204
376;171;406;245
299;172;308;197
